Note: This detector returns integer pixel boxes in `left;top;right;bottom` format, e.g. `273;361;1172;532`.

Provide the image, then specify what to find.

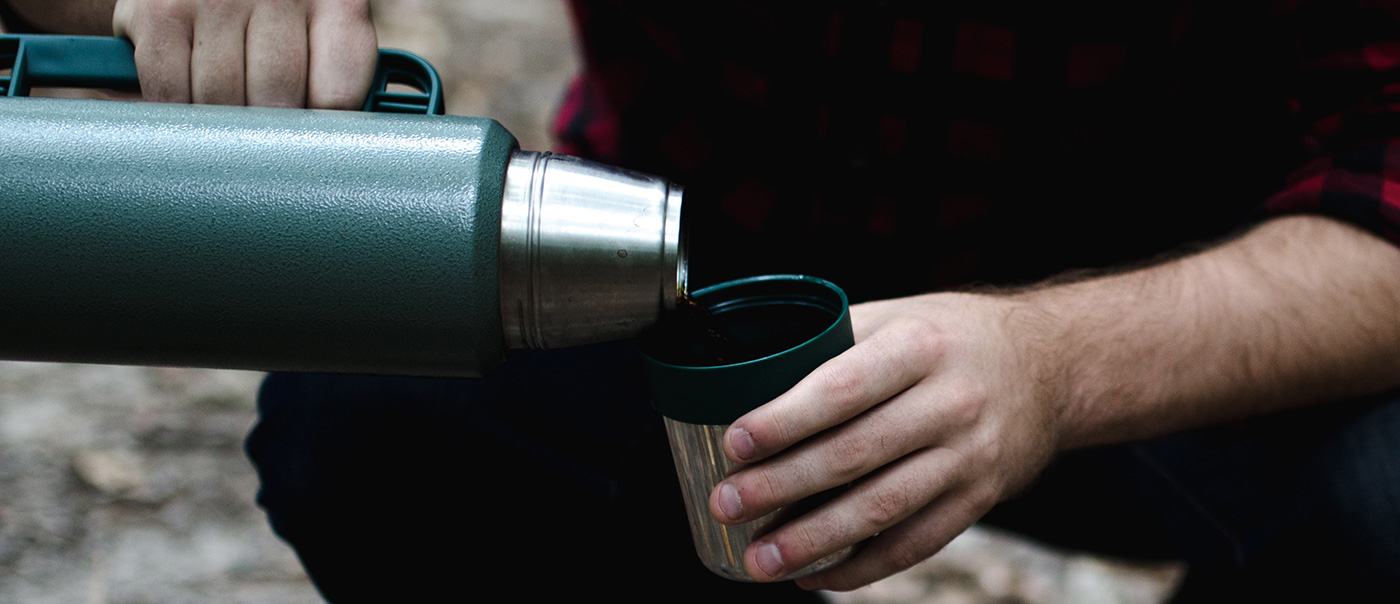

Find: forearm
5;0;113;34
1026;214;1400;450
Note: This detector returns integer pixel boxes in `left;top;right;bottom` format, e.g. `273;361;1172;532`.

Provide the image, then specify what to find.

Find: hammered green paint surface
0;96;517;377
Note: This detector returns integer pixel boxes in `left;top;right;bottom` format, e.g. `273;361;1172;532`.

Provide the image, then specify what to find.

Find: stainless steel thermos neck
0;37;685;377
500;151;685;351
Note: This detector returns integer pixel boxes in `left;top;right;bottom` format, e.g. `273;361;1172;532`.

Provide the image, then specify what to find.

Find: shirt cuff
1259;140;1400;245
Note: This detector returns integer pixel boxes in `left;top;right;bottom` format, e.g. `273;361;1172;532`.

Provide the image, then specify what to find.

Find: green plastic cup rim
641;274;853;424
650;274;848;370
652;273;840;369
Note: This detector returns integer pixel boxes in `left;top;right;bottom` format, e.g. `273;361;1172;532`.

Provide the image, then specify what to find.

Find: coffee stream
673;293;756;365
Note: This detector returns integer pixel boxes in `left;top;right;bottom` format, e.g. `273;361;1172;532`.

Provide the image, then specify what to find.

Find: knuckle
821;432;872;482
980;429;1005;463
779;522;831;566
941;381;989;427
967;424;1006;467
882;539;931;575
889;315;945;361
744;469;786;510
814;363;867;410
967;482;1001;511
860;484;914;531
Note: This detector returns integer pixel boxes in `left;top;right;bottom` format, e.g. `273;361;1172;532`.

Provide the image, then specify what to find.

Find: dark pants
246;342;1400;602
986;389;1400;602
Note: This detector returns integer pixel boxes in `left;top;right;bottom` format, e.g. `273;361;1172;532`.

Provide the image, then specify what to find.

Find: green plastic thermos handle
0;36;684;377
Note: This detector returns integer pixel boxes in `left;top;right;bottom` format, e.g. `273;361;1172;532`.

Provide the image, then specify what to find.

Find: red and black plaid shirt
555;1;1400;302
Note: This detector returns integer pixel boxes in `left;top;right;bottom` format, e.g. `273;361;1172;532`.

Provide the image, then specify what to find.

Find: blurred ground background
0;1;1184;602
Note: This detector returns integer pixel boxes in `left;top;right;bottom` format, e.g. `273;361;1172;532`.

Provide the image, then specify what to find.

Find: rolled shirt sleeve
1262;1;1400;244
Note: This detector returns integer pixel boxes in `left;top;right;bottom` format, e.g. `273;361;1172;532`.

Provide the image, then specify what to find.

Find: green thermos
0;35;685;377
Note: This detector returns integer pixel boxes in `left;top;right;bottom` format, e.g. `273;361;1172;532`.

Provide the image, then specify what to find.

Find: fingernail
717;483;743;521
755;542;784;577
730;427;756;460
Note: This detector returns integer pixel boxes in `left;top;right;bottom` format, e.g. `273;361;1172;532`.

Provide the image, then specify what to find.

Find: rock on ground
0;362;314;604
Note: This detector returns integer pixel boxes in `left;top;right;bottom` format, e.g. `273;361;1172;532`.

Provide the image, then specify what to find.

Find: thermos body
0;96;683;376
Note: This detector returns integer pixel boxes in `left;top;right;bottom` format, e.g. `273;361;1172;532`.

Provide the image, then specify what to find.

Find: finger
736;446;965;582
246;1;310;107
190;2;251;104
711;378;966;523
849;299;898;341
794;482;995;591
307;0;377;109
111;0;138;39
725;317;943;464
116;0;194;104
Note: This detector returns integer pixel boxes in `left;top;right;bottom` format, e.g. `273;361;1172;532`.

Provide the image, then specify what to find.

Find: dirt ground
0;2;1184;602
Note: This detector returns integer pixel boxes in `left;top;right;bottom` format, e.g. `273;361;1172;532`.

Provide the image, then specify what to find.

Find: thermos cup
0;35;683;377
640;275;857;581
